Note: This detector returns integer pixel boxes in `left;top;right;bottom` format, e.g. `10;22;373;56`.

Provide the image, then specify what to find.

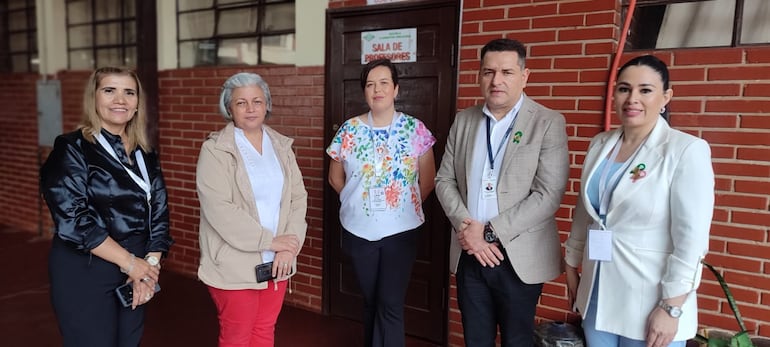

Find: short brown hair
360;59;399;91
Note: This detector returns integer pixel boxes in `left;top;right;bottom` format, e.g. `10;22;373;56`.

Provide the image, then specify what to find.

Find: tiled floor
0;228;439;347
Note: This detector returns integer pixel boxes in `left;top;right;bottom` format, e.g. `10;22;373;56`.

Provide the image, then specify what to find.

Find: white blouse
234;127;284;263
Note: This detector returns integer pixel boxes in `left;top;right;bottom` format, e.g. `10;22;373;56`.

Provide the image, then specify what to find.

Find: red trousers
208;281;288;347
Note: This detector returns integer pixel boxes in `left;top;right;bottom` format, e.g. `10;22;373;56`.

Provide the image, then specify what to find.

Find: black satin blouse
41;129;173;253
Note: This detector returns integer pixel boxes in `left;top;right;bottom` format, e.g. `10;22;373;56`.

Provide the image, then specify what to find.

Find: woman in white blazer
564;55;714;347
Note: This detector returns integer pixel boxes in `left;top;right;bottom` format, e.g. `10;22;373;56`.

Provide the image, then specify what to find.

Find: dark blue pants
341;228;419;347
456;249;543;347
49;235;147;347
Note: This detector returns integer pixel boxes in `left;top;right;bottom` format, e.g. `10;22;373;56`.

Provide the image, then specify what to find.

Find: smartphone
115;281;161;308
255;262;276;283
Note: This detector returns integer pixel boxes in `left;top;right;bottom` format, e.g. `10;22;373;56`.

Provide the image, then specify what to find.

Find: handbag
694;261;755;347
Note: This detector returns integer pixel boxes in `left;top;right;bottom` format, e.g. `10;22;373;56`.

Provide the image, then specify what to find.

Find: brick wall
58;71;92;132
453;1;624;344
0;73;41;232
671;47;770;337
453;0;770;343
156;66;326;311
0;0;767;343
328;0;365;9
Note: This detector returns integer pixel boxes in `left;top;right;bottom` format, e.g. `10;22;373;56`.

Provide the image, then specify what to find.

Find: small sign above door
361;28;417;64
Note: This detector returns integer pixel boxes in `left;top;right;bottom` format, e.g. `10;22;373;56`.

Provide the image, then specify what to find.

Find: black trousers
456;249;543;347
341;228;420;347
49;235;148;347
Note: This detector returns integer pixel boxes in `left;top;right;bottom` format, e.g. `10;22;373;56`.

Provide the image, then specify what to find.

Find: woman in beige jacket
196;72;307;347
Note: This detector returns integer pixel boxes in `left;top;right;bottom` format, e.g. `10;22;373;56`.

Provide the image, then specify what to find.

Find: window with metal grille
176;0;295;67
0;0;37;72
623;0;770;49
66;0;137;69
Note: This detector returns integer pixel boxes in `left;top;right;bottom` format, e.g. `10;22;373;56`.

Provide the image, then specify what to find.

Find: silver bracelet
119;253;136;274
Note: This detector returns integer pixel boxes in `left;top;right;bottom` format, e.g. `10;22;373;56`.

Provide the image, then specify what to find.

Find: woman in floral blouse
327;58;436;347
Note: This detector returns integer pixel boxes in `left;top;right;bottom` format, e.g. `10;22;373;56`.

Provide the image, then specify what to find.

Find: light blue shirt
586;158;624;221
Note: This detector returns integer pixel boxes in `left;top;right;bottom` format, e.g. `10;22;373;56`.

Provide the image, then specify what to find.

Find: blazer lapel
217;123;260;216
607;118;669;214
580;129;622;224
498;97;533;177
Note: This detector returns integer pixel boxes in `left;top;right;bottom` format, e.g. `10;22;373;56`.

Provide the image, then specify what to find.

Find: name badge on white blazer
588;228;613;262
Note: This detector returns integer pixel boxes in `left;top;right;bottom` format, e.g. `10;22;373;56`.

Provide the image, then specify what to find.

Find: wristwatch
483;222;498;243
658;300;682;318
145;255;160;267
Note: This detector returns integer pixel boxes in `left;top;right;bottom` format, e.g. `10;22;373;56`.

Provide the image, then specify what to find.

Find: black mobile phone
115;282;161;308
255;262;276;283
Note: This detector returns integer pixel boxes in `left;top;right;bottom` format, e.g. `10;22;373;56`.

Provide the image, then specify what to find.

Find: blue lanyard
598;133;647;220
485;114;517;170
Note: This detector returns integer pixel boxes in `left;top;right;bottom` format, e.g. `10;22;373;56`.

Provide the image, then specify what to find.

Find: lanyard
597;133;645;219
485;113;517;170
368;111;399;176
96;133;151;204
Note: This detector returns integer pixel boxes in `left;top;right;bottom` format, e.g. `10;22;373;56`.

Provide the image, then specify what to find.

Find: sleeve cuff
564;247;583;268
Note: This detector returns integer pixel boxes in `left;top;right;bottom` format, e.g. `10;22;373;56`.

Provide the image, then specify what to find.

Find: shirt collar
100;128;123;145
98;128;135;166
482;93;525;126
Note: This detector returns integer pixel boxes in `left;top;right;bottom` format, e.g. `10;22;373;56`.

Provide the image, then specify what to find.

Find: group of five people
40;37;713;347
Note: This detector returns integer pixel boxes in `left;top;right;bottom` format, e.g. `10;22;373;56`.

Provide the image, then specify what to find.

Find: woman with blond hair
41;66;173;346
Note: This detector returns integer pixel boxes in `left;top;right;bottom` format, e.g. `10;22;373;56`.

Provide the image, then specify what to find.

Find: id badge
369;187;387;212
588;228;613;262
481;175;497;200
373;159;383;177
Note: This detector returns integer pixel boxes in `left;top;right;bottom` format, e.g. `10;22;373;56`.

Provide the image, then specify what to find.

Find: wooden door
323;0;459;345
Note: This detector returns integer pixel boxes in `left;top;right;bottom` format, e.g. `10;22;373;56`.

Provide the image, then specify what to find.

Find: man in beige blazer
435;38;569;346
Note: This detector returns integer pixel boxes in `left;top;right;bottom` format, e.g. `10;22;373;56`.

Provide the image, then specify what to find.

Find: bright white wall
295;0;327;66
36;0;67;75
157;0;178;71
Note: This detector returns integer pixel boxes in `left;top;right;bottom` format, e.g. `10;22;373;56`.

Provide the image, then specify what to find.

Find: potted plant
694;261;757;347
